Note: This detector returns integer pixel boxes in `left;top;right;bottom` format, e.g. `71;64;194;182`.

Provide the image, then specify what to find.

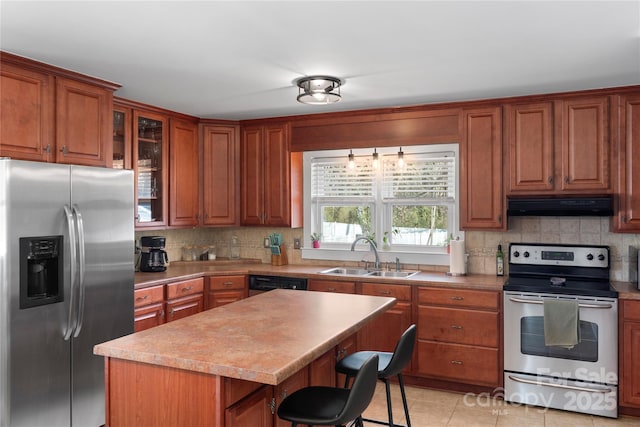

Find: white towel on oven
543;299;580;348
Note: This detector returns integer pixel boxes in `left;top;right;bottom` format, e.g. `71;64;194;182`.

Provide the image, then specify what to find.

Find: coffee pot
139;236;168;272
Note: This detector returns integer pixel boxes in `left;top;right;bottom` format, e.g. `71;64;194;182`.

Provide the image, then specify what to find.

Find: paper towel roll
449;240;466;275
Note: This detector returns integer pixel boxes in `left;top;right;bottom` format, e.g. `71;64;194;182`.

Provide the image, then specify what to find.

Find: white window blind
382;151;455;202
311;157;375;199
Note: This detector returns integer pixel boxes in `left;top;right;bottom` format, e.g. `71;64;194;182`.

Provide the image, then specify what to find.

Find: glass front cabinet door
133;111;168;227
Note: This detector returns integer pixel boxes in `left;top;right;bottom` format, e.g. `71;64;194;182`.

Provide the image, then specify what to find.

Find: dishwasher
248;275;308;296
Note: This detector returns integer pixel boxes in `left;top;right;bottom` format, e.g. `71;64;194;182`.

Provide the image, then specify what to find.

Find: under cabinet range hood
507;196;613;217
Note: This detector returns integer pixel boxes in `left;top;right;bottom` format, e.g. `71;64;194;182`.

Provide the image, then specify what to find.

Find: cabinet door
274;367;308;427
166;294;204;322
309;349;336;387
615;94;640;232
622;320;640;407
55;77;112;166
202;125;239;226
0;62;54;161
505;102;554;193
336;335;357;387
241;126;265;225
112;105;132;169
134;110;168;227
263;124;291;226
169;118;199;227
559;96;611;192
207;290;245;309
226;386;274;427
359;283;412;354
460;107;504;230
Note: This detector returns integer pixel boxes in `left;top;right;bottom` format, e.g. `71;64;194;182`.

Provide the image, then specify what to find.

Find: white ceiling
1;1;639;121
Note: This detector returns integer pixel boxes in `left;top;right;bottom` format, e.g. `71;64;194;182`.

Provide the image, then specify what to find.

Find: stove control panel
509;243;609;268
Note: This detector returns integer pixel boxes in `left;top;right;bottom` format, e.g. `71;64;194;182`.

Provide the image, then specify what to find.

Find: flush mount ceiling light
296;75;342;105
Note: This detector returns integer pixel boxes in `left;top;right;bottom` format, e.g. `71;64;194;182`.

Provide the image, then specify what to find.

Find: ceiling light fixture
296;75;342;105
372;148;379;169
348;149;355;169
397;147;404;168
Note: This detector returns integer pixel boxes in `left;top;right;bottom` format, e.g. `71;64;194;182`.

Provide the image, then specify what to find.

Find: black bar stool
335;324;417;427
277;354;379;427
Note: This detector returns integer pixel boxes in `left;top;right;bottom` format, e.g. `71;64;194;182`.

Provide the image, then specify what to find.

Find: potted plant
310;232;321;248
382;229;399;251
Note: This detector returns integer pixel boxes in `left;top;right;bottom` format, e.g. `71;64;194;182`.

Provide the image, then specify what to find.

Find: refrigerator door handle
72;205;86;338
63;205;78;341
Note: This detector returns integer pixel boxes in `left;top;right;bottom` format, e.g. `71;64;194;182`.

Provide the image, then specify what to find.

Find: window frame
302;144;461;266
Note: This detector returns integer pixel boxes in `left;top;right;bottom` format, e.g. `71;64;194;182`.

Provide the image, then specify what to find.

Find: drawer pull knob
450;360;463;365
451;325;463;329
451;296;464;301
135;295;149;302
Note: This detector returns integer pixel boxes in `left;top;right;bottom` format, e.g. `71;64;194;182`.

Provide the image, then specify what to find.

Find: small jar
230;236;240;259
207;245;217;260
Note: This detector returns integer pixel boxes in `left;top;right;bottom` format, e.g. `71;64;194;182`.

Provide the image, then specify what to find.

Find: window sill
301;247;450;266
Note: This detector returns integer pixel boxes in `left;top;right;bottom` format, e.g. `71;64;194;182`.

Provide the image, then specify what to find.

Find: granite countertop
94;289;395;385
133;261;640;299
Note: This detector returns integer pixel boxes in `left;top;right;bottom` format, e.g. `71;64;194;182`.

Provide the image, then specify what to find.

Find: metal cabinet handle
451;325;463;329
223;282;233;286
59;145;68;155
508;297;612;309
327;287;336;292
508;375;612;394
379;290;391;295
450;360;463;365
136;295;149;302
451;296;464;301
182;286;193;292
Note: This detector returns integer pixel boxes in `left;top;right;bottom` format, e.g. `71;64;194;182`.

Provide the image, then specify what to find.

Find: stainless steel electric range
503;243;619;418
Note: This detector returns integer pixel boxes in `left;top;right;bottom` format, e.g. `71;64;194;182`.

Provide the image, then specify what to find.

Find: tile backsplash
136;216;640;282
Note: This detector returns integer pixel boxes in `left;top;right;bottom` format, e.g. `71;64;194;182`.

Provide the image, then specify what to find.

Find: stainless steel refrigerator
0;159;135;426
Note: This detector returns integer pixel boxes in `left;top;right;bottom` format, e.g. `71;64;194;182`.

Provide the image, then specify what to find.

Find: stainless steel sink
318;267;419;278
366;270;419;278
318;267;371;276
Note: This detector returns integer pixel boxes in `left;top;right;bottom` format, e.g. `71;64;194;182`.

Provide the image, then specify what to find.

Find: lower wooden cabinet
308;279;356;294
206;275;247;309
621;300;640;408
133;284;165;332
166;277;204;322
359;282;412;355
416;287;501;387
274;367;308;427
226;385;274;427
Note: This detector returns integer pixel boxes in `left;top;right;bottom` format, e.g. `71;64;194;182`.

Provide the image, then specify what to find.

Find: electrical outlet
293;238;301;249
263;237;271;248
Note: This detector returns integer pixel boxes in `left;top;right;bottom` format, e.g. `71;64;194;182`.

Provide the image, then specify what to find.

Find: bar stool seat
335;324;417;427
277;354;379;427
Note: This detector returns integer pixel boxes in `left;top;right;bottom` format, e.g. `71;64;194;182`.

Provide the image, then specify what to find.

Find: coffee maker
139;236;168;272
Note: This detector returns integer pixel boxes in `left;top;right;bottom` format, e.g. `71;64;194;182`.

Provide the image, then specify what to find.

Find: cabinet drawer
361;282;411;301
134;285;164;308
417;340;500;386
418;287;499;310
166;293;204;322
623;300;640;321
419;306;499;347
208;275;246;291
166;277;204;299
308;279;356;294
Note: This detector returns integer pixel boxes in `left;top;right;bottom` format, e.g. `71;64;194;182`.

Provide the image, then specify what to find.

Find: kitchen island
94;289;395;426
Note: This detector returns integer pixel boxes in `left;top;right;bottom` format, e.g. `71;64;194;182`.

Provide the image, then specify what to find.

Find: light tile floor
362;383;640;427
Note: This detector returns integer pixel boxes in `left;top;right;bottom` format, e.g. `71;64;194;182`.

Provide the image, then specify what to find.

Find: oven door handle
508;297;613;309
508;375;612;394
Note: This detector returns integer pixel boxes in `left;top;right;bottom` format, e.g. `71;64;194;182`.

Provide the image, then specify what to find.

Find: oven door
504;291;618;385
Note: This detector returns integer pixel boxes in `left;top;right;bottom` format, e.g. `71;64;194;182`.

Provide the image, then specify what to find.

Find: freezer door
69;165;134;427
1;160;73;427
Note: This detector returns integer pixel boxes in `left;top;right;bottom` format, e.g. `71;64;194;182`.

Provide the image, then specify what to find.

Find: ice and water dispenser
19;236;63;309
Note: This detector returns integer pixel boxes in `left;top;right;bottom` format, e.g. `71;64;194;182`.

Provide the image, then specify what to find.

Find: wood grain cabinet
1;52;116;166
358;283;412;356
621;300;640;409
308;279;356;294
416;287;501;387
205;275;247;309
225;385;274;427
201;124;240;226
460;106;504;230
614;94;640;232
506;96;612;195
165;277;204;322
241;123;302;227
169;118;199;227
133;285;165;332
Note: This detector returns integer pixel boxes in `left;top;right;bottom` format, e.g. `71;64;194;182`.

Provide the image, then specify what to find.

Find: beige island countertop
95;289;395;385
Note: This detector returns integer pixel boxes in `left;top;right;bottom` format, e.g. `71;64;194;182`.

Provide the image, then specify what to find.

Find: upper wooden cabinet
614;94;640;232
241;123;302;227
113;105;132;170
201;124;240;226
1;52;117;166
169;118;199;227
506;96;611;195
460;106;504;230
